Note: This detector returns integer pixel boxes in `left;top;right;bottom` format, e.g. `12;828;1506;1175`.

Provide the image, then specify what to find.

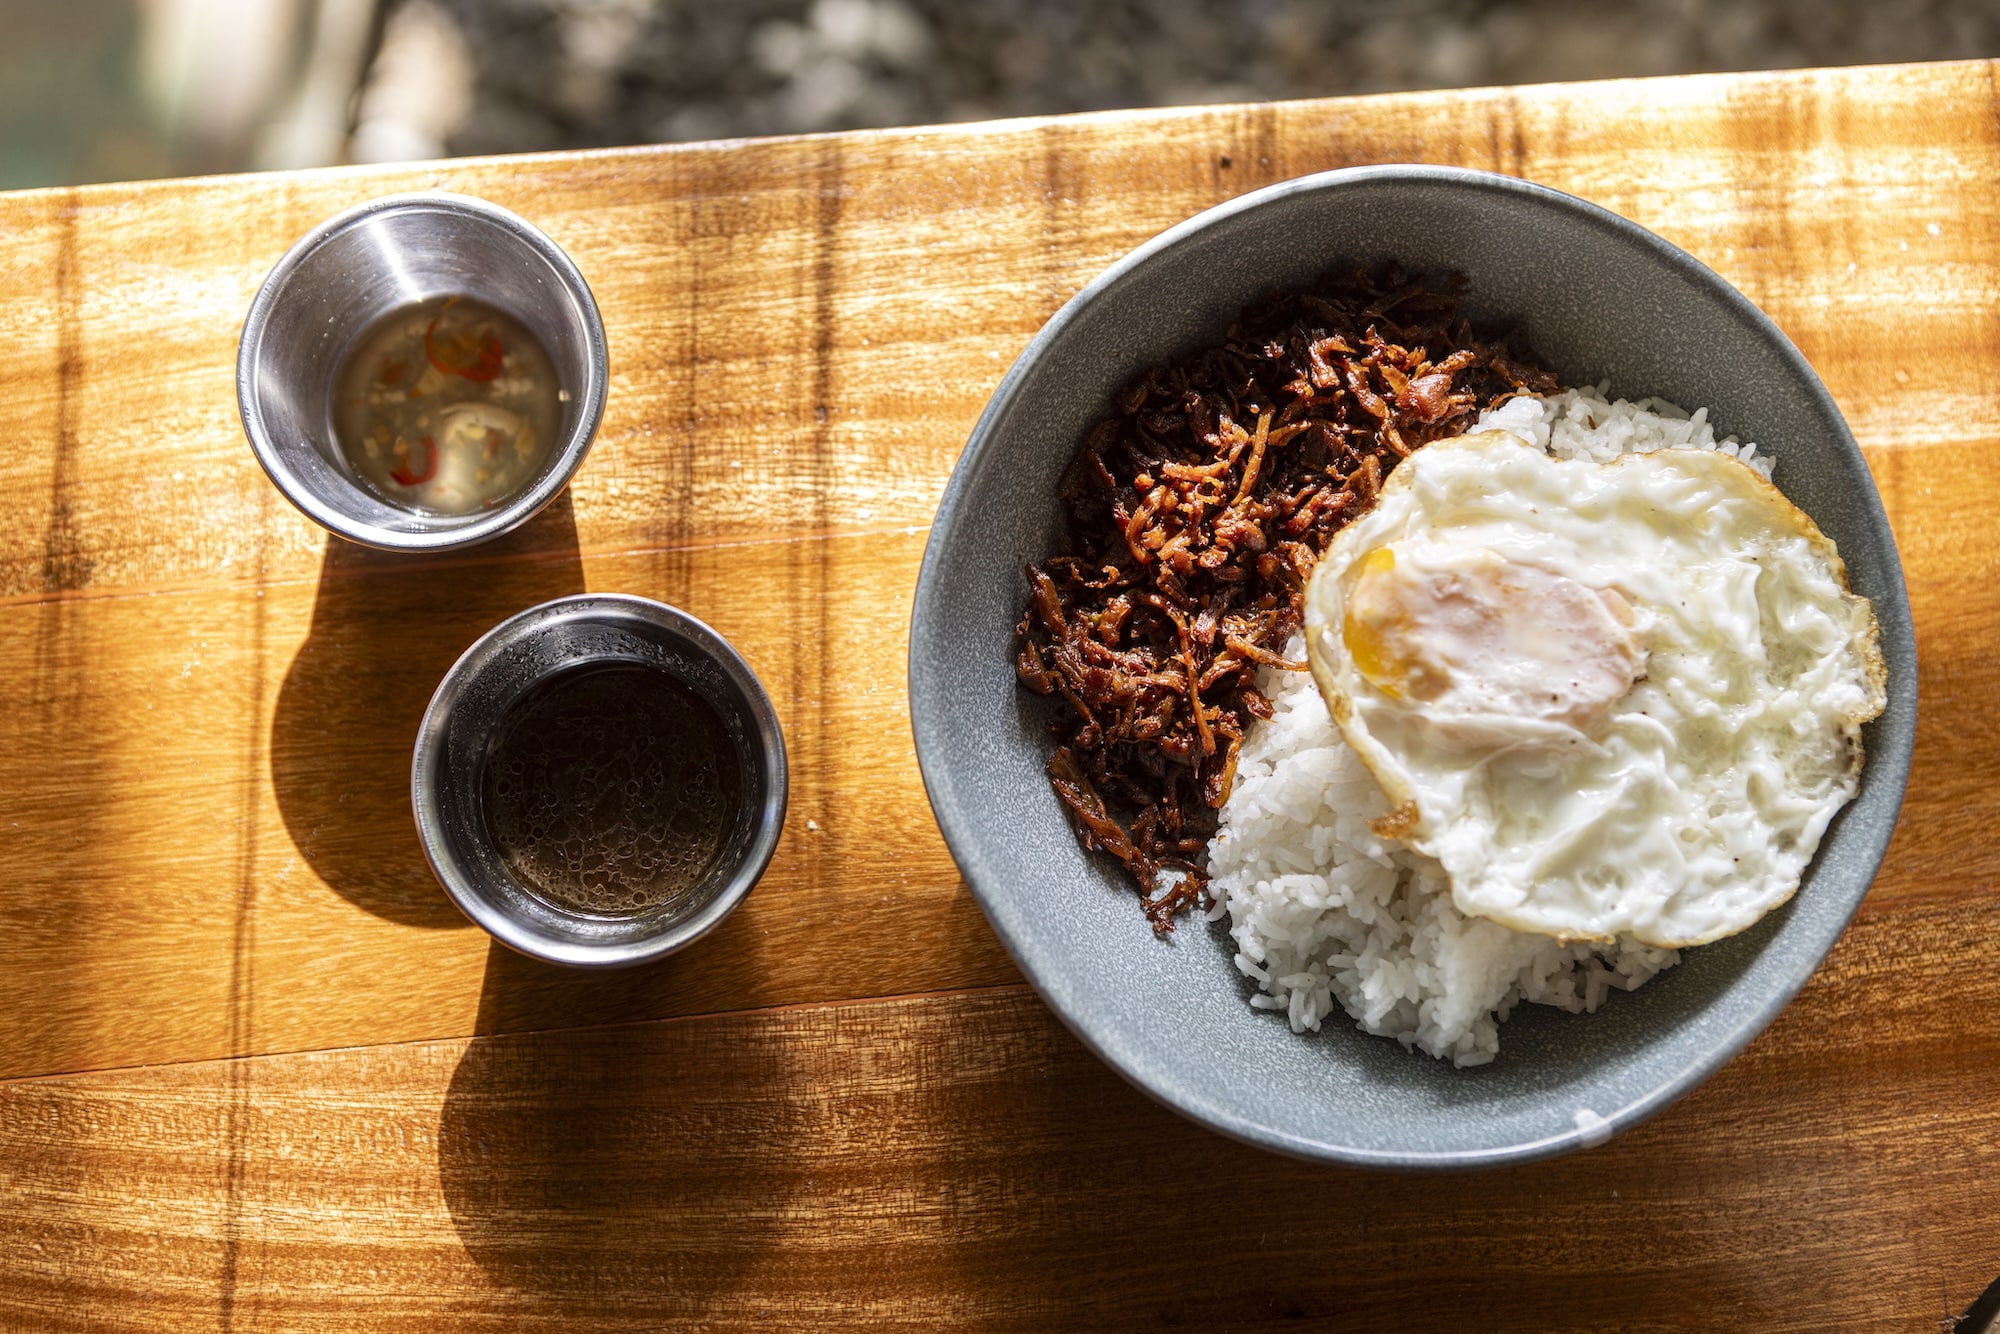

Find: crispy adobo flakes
1014;266;1558;931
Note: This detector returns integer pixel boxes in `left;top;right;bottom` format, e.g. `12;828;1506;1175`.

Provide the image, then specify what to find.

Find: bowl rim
235;190;609;553
412;592;789;968
908;163;1916;1169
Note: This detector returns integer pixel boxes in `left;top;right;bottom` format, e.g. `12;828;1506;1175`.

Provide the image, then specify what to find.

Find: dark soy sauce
481;662;740;917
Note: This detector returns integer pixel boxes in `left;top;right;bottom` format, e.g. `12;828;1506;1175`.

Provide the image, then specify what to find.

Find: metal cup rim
236;191;609;552
411;593;789;967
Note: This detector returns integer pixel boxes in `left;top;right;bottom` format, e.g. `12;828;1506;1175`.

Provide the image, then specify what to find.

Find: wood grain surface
0;57;1995;1329
4;898;1998;1331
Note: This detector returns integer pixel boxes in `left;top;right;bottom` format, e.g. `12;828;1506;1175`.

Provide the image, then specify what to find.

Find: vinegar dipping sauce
332;295;562;514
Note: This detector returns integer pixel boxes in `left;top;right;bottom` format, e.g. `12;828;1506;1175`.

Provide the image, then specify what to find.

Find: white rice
1204;385;1761;1066
1482;384;1770;477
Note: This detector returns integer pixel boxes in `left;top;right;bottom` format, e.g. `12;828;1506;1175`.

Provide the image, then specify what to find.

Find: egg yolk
1342;544;1646;735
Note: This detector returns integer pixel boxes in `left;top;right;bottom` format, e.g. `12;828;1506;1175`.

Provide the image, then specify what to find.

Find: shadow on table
437;941;796;1316
268;494;585;927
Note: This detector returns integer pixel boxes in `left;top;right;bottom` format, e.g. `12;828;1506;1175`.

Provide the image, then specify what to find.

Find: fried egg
1302;429;1886;948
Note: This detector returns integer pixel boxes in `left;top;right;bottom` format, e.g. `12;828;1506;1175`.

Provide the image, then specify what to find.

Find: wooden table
0;57;1994;1331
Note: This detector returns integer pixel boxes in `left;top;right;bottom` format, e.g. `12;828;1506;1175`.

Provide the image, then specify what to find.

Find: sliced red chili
389;436;437;486
464;335;504;382
425;315;505;382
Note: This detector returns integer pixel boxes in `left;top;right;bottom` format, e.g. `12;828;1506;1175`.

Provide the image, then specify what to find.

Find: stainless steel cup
412;595;788;967
237;192;608;551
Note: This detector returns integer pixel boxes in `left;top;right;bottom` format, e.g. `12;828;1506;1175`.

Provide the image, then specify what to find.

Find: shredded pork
1014;264;1558;931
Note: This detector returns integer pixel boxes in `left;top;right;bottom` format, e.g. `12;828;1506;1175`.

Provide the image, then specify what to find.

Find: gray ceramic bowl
908;165;1916;1168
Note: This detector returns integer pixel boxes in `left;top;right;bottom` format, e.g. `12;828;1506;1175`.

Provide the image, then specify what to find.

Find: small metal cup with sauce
413;595;788;967
237;192;607;552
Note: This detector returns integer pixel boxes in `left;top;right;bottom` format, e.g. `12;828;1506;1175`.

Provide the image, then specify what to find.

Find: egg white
1303;429;1887;948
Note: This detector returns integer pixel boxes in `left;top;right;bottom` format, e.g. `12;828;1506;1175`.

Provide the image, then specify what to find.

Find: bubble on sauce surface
480;663;740;916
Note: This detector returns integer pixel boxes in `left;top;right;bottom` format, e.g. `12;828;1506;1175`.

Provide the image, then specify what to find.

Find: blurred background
4;0;1998;190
